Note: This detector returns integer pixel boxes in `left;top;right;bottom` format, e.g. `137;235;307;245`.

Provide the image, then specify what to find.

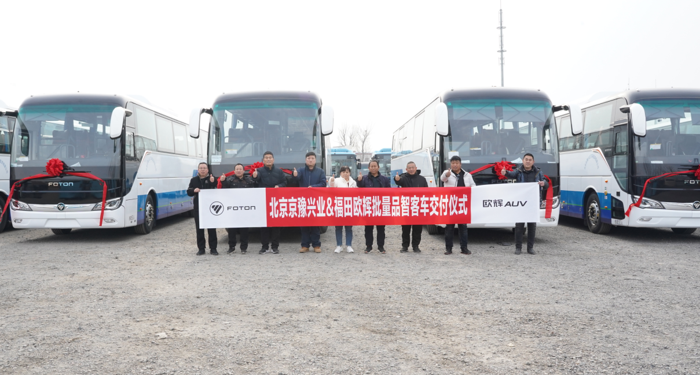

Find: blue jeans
300;227;321;248
335;226;353;246
445;223;468;250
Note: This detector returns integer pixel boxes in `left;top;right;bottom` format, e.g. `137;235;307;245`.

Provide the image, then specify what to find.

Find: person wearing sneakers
502;153;548;255
440;155;476;255
187;162;219;256
252;151;287;254
394;161;428;253
329;166;356;253
219;163;256;254
356;159;391;254
293;152;327;253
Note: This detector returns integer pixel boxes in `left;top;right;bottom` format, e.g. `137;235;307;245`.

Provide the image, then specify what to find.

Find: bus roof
574;88;700;111
212;91;322;106
441;87;553;103
18;93;186;124
330;148;355;155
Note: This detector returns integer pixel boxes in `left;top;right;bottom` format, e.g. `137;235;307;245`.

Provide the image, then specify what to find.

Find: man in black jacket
394;161;429;253
252;151;287;254
187;162;218;256
219;163;256;254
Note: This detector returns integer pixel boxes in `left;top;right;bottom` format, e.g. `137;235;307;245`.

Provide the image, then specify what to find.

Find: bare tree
354;125;373;161
336;123;356;149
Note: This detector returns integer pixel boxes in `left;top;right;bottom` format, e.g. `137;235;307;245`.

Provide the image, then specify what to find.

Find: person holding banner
253;151;287;254
440;155;476;255
395;161;428;253
294;152;327;253
502;153;547;255
219;163;256;254
357;159;391;254
329;166;356;253
187;162;219;256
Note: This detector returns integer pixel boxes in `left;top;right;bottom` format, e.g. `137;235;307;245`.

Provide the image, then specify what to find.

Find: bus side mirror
109;107;130;139
435;102;449;136
189;108;212;138
621;103;646;137
567;104;583;136
321;105;334;135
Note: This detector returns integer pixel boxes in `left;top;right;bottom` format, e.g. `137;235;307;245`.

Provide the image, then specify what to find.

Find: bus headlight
541;196;560;209
632;196;664;209
11;199;32;211
93;198;122;211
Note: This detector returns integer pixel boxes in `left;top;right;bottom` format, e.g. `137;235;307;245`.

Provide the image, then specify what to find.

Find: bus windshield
372;153;392;176
0;116;12;154
11;104;122;179
209;100;321;168
633;99;700;165
330;155;357;177
445;99;558;164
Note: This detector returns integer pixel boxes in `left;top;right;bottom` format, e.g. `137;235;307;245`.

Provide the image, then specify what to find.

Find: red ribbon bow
1;158;108;226
626;165;700;217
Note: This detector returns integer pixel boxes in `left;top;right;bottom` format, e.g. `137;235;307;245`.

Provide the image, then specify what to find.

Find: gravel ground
0;214;699;374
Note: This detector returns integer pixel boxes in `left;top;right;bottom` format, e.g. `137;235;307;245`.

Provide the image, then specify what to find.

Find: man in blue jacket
294;151;327;253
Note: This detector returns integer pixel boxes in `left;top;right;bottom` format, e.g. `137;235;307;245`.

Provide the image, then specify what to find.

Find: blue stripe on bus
137;190;194;224
560;190;611;223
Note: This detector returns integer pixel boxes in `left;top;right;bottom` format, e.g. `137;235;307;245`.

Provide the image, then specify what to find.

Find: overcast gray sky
3;0;699;150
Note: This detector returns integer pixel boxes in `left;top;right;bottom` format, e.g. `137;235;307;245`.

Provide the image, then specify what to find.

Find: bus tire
585;194;612;234
135;194;156;235
0;196;8;233
320;226;328;234
671;228;696;235
51;228;72;235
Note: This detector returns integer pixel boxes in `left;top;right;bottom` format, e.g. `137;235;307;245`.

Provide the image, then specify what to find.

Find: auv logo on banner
198;183;540;229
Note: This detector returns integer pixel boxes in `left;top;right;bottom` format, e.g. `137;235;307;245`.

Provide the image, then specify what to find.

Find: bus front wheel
671;228;696;235
51;229;72;235
585;194;612;234
135;195;156;235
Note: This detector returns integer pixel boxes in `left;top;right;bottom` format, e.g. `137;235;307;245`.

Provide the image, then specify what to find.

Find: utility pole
497;4;506;87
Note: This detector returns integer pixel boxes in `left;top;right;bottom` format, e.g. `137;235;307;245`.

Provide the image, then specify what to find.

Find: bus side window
134;135;145;160
125;132;136;160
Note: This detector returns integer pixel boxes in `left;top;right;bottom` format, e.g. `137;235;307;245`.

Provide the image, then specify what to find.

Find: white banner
470;183;540;224
198;189;267;229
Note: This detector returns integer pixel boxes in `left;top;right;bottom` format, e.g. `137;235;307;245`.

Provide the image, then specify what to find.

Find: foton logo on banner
482;199;527;208
209;201;224;216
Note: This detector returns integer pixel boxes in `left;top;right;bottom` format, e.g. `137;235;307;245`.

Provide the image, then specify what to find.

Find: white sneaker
334;246;343;253
347;246;354;253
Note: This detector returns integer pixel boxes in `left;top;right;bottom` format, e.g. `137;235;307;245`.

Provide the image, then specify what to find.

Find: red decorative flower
694;165;700;179
46;158;65;177
244;162;264;173
493;160;515;180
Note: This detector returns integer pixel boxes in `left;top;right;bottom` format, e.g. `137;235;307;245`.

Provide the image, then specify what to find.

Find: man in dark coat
394;161;429;253
187;162;218;256
293;151;327;253
219;163;256;254
357;159;391;253
252;151;287;254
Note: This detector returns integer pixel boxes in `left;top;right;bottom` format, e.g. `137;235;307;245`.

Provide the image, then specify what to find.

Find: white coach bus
0;101;16;233
391;88;581;233
2;94;206;235
556;88;700;234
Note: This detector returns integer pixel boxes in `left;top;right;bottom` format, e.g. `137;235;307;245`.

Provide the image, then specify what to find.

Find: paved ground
0;214;699;374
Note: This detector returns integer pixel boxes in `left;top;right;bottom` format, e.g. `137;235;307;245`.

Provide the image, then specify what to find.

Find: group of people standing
187;151;547;257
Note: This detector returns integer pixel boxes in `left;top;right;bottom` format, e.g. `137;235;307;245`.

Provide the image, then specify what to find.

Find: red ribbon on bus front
0;158;108;226
625;165;700;217
469;161;516;180
543;175;553;219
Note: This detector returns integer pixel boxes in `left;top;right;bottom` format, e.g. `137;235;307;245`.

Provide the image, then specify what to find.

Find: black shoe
365;246;372;253
210;249;219;256
241;248;247;254
444;249;453;255
400;248;409;253
515;248;522;255
196;249;205;256
460;248;472;255
527;248;536;255
227;247;235;254
378;247;386;254
272;248;279;254
259;248;268;254
413;248;421;253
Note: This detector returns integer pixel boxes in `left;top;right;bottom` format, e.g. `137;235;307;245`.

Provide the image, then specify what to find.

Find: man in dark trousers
293;151;327;253
394;161;429;253
252;151;287;254
357;159;391;254
219;163;256;254
187;162;218;256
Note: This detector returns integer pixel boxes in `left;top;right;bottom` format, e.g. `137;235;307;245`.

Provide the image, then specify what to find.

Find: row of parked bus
0;88;698;236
